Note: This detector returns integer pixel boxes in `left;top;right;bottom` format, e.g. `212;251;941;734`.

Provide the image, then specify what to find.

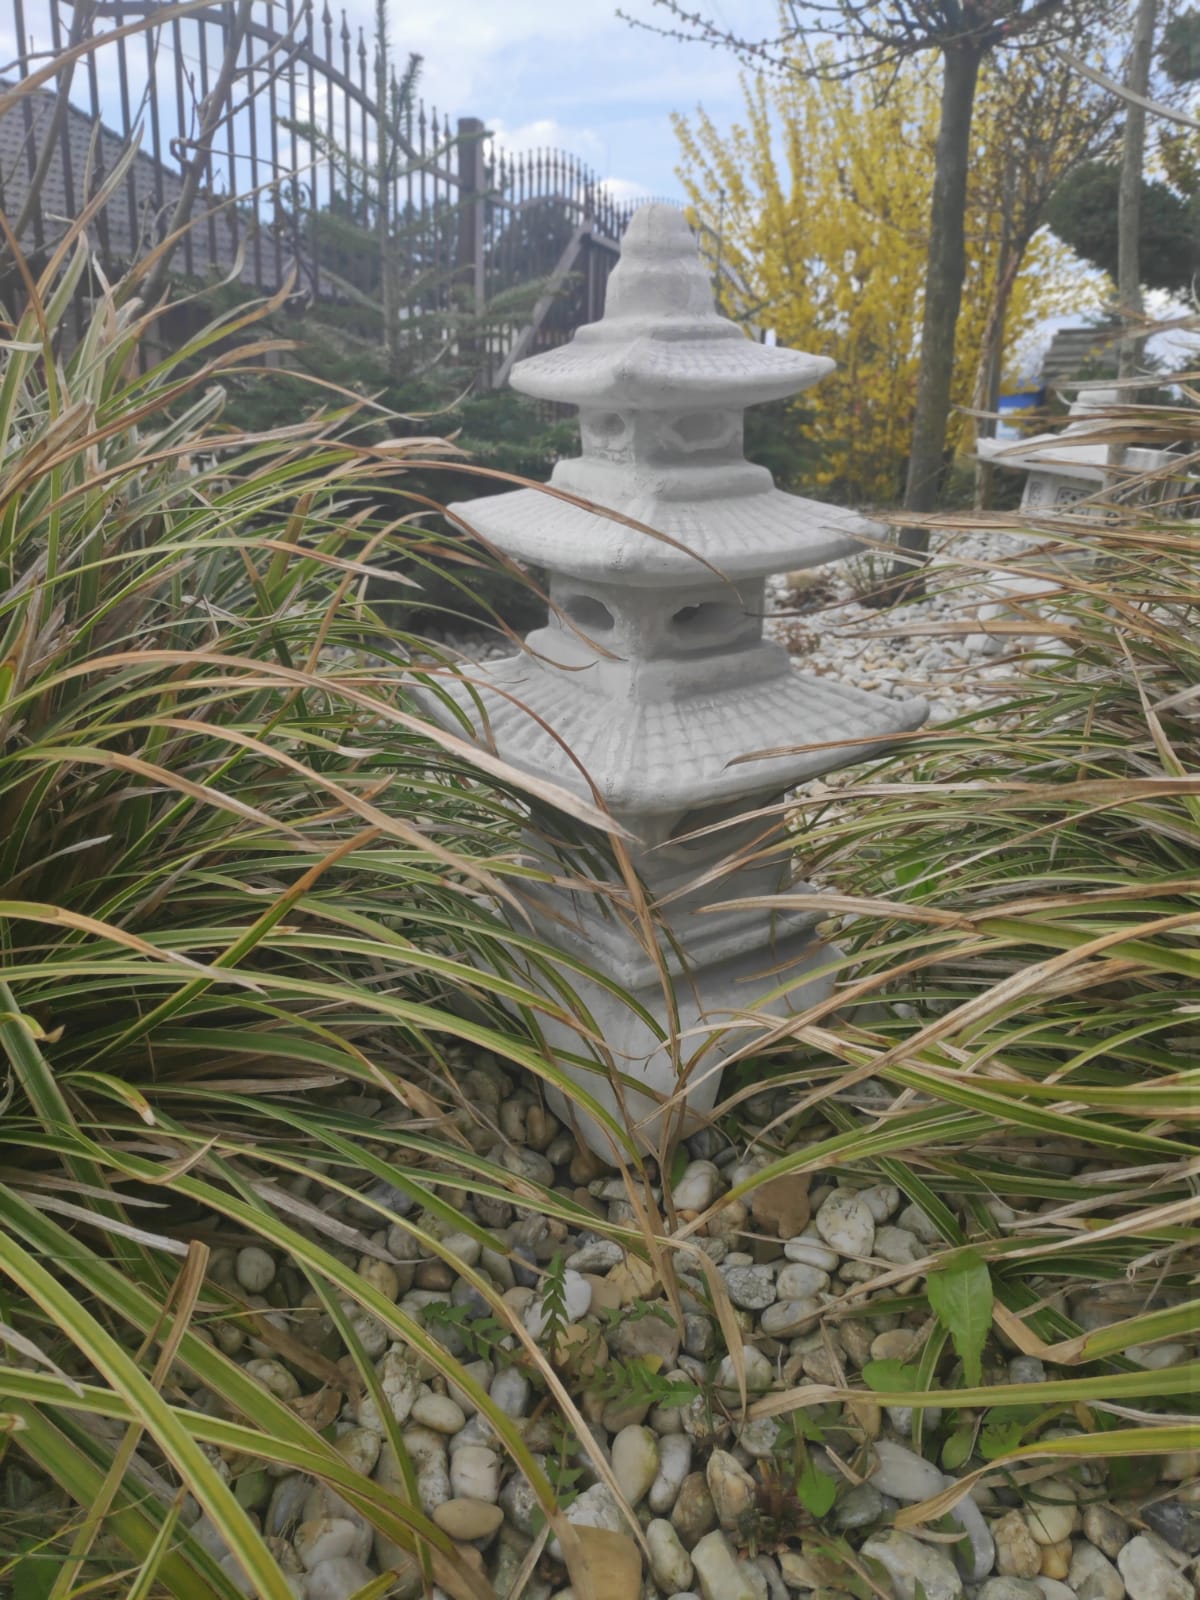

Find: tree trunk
882;39;983;602
972;150;1019;511
1117;0;1158;388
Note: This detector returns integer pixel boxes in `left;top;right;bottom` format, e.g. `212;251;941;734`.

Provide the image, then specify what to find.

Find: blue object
996;387;1046;440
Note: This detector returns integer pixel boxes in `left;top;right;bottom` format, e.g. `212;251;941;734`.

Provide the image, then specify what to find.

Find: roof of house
0;81;280;286
1040;323;1123;388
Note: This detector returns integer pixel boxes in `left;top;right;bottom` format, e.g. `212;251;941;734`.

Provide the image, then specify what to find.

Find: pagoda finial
598;203;716;324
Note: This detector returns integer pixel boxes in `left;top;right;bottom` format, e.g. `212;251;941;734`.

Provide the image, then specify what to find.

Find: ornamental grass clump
692;422;1200;1502
5;57;1200;1592
0;198;667;1595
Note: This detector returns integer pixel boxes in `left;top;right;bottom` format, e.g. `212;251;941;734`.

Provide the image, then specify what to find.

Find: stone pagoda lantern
976;387;1177;519
969;388;1182;656
429;205;927;1155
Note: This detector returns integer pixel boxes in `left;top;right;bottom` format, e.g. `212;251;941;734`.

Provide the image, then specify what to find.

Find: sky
309;0;764;200
3;0;770;201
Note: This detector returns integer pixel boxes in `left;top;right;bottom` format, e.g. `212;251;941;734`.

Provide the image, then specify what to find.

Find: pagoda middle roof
509;329;834;410
447;468;880;584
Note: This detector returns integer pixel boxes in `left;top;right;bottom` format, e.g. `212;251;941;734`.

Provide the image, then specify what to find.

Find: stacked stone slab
427;205;928;1155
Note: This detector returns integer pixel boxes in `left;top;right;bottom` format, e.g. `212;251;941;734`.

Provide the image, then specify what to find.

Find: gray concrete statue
423;204;927;1155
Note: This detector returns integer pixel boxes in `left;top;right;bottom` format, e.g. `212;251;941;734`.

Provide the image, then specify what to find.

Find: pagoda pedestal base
490;905;841;1158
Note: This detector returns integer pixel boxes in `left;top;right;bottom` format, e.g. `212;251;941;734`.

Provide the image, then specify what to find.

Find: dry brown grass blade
45;648;631;839
700;890;974;928
140;717;523;914
685;1243;748;1417
0;902;236;978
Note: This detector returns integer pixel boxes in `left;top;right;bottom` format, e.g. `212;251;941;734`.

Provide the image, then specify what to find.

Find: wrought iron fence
1;0;676;380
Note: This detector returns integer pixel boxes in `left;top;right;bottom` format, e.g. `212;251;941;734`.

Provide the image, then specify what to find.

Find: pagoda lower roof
425;654;928;816
447;473;881;583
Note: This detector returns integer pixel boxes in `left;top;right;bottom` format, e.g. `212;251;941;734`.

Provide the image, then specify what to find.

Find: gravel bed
764;525;1071;726
268;529;1198;1599
184;1057;1198;1600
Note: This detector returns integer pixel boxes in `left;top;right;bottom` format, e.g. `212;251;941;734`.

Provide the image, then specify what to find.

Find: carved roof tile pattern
511;336;834;409
455;478;874;582
507;206;834;409
436;658;928;815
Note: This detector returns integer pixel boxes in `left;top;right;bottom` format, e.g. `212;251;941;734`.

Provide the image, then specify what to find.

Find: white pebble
715;1347;773;1393
490;1368;531;1417
874;1225;922;1265
612;1424;659;1506
293;1517;370;1571
859;1528;963;1600
649;1433;693;1514
692;1531;762;1600
760;1298;821;1338
411;1393;467;1435
647;1518;694;1593
782;1235;839;1272
859;1184;901;1222
449;1444;500;1504
706;1449;756;1530
672;1160;721;1211
442;1231;482;1270
815;1189;875;1258
1024;1479;1076;1546
305;1557;377;1600
244;1359;299;1401
1118;1533;1193;1600
775;1262;829;1298
524;1270;591;1338
235;1246;276;1293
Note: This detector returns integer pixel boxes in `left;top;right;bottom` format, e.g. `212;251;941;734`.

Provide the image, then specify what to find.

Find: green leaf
796;1456;837;1518
862;1359;921;1392
669;1146;690;1192
979;1419;1025;1460
926;1251;993;1388
787;1410;826;1444
941;1418;978;1472
1108;1453;1165;1498
11;1549;57;1600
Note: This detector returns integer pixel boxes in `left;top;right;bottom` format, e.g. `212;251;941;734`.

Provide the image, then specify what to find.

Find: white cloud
488;117;605;163
598;175;654;203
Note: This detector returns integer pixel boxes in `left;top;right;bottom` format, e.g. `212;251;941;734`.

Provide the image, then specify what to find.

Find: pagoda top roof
509;204;833;409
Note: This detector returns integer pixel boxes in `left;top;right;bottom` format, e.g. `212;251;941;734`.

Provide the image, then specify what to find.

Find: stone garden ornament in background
427;204;927;1155
970;388;1181;655
976;387;1176;522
